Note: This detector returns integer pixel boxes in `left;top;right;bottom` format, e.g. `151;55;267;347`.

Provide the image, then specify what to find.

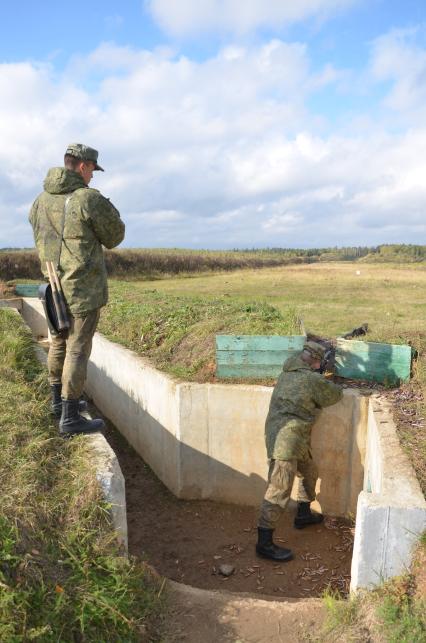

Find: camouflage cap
65;143;104;171
303;341;326;361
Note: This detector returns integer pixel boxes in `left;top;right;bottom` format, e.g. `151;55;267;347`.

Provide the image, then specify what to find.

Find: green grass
320;566;426;643
99;285;300;381
0;309;162;641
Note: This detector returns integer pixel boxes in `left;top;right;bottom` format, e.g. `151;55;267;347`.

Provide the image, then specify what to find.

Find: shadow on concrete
87;359;268;506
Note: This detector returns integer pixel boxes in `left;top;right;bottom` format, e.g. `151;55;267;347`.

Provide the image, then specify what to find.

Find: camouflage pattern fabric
265;354;343;461
48;309;100;399
29;167;125;315
65;143;104;171
258;458;319;529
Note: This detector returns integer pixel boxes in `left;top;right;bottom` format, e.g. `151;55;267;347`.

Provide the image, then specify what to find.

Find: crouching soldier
256;341;343;561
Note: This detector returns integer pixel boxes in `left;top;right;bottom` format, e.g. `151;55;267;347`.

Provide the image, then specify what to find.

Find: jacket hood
282;354;312;372
43;167;86;195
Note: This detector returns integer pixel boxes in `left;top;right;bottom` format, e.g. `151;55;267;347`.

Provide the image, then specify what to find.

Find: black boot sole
294;515;324;530
60;426;104;438
255;547;293;562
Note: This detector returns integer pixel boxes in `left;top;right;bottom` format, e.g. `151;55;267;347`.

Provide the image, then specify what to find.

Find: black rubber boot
59;399;104;437
50;384;88;419
294;502;324;529
256;528;293;562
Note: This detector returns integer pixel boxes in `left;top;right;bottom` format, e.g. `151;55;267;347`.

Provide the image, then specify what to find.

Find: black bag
38;283;66;335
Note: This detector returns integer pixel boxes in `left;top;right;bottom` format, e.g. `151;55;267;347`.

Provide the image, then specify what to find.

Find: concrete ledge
350;396;426;590
87;433;128;552
21;298;49;338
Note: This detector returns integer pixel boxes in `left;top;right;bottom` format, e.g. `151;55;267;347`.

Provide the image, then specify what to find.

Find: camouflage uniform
29;147;125;399
258;352;343;529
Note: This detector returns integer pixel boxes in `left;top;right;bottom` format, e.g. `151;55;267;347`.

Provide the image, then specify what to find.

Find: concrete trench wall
350;397;426;590
10;298;426;591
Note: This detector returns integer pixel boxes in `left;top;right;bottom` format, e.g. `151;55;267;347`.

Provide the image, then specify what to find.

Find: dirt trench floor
104;422;353;600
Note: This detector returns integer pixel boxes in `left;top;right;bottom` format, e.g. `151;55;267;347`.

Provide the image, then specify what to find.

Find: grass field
107;261;426;338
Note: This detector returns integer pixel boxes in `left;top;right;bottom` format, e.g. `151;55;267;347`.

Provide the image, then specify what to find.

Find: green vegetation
0;309;162;641
320;556;426;642
98;285;300;381
1;244;425;282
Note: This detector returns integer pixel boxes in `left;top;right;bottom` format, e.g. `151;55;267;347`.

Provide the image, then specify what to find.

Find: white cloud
146;0;358;37
370;27;426;118
1;35;426;250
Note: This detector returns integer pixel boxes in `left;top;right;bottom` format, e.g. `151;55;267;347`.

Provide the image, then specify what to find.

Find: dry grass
0;248;314;281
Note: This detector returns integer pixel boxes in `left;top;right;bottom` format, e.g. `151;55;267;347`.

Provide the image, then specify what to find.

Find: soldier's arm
28;198;38;230
28;198;49;279
311;373;343;408
85;190;125;249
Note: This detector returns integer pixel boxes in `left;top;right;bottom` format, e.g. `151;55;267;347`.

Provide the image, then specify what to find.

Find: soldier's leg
294;458;323;529
61;309;100;400
47;330;68;417
47;330;67;385
59;309;104;437
258;459;297;529
256;460;295;561
296;457;319;503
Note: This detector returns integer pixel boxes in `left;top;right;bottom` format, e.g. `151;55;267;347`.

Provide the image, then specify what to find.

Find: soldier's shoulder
73;187;109;209
304;370;331;389
30;191;50;214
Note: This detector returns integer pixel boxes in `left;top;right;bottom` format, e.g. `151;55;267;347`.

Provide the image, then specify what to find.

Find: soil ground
162;582;326;643
104;421;353;600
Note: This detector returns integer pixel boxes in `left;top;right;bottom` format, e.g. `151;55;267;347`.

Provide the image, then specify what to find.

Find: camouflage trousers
47;309;100;400
258;458;318;530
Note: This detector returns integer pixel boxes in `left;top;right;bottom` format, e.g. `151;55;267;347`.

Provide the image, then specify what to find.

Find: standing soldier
256;341;343;561
29;143;125;437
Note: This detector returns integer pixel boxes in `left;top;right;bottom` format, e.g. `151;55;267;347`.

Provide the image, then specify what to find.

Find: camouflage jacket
265;354;343;461
29;168;125;315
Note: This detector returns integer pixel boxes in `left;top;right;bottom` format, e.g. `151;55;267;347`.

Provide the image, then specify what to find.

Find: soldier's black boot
50;385;87;419
256;528;293;562
59;399;104;437
294;502;324;529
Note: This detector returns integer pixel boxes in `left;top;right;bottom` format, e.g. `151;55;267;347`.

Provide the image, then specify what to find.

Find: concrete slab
350;396;426;590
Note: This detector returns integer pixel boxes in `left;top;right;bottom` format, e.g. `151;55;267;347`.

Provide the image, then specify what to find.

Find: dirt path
104;423;353;600
162;581;326;643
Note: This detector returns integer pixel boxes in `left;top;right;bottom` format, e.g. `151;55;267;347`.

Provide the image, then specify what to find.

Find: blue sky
1;0;426;248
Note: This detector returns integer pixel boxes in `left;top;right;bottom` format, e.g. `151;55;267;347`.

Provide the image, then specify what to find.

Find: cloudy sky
1;0;425;249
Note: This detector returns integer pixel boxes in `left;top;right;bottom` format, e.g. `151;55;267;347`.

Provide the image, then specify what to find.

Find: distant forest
237;244;426;262
0;244;425;281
